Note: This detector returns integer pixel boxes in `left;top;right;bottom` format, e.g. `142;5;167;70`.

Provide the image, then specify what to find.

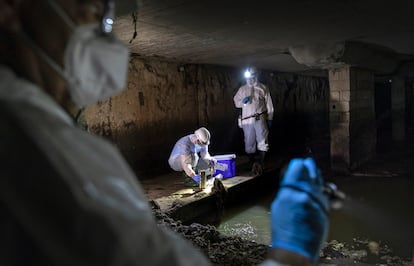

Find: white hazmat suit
234;75;274;154
0;65;210;266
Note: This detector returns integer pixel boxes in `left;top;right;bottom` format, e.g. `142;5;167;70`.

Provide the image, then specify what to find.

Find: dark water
218;176;414;258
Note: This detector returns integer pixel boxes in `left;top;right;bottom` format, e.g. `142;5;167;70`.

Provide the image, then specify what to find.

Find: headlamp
101;0;115;33
244;68;257;79
244;70;252;79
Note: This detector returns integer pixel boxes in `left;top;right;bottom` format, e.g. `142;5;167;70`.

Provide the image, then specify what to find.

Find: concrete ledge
153;166;280;225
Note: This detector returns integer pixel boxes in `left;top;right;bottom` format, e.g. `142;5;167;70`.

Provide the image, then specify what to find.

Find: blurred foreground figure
0;0;210;265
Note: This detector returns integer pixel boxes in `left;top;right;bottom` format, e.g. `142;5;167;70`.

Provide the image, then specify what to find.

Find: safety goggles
196;139;208;146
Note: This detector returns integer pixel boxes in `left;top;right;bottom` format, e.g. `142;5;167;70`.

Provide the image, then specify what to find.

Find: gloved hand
270;157;329;264
267;120;273;128
191;174;201;183
209;158;217;168
242;96;250;104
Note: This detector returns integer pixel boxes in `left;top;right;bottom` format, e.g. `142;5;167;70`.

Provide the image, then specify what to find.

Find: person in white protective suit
0;0;331;265
168;127;217;187
233;66;274;173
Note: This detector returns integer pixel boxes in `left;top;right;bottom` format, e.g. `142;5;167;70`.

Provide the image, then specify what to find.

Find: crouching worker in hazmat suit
168;127;218;187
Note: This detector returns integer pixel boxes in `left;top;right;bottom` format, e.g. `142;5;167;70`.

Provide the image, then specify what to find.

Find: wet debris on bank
320;239;413;266
152;204;268;265
151;204;413;266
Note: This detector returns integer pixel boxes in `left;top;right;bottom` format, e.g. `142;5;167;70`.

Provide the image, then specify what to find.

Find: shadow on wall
264;72;330;163
99;120;245;179
207;115;245;157
374;80;392;153
89;120;200;179
271;111;312;157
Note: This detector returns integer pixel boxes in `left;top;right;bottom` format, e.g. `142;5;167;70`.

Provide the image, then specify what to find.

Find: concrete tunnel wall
84;54;330;178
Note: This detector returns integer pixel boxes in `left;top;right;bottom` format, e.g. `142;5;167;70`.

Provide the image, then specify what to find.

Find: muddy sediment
152;206;413;266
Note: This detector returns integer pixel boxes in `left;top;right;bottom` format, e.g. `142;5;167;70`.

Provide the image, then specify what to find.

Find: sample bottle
200;171;206;189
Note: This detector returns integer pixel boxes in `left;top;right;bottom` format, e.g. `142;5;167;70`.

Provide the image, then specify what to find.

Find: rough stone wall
349;68;376;169
85;55;330;178
263;71;330;160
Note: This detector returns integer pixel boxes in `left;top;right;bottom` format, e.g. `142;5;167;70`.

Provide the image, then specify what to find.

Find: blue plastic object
213;154;236;179
191;174;201;183
270;157;329;264
242;96;250;104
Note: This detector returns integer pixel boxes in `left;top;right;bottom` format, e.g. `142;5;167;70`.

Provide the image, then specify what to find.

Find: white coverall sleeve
233;86;246;108
200;145;214;165
265;86;274;120
180;154;196;176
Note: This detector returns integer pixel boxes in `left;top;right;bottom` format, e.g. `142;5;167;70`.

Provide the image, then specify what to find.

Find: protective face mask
246;77;257;87
64;24;130;107
28;0;130;108
194;144;202;152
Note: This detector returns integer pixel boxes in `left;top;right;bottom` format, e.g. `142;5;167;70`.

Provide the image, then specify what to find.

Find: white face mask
246;77;257;87
64;24;130;107
29;0;130;108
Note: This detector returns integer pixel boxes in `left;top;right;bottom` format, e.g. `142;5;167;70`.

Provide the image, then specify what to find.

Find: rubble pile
320;238;413;266
153;207;268;265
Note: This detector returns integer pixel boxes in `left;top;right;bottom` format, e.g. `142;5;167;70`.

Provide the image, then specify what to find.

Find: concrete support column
391;76;405;141
328;66;376;173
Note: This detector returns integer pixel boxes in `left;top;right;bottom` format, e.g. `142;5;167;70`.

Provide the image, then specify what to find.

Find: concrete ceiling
114;0;414;75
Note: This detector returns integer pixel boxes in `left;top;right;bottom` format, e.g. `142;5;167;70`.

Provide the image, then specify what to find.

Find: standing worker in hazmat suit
0;0;331;265
168;127;217;187
234;66;274;174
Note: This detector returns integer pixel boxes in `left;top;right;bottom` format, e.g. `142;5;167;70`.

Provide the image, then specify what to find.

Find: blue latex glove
267;120;273;128
270;157;329;264
191;174;201;183
209;158;217;168
242;96;250;104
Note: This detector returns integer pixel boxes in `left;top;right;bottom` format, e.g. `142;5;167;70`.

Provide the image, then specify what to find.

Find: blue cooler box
213;154;236;179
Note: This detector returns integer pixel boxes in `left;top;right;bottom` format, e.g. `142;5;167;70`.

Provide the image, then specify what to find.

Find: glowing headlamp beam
244;70;252;79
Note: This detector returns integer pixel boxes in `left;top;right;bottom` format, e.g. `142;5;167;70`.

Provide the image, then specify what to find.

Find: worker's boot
248;153;256;165
251;162;262;176
258;150;266;171
247;153;256;170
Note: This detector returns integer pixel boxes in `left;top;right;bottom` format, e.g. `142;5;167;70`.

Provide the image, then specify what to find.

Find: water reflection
218;202;271;245
218;176;414;258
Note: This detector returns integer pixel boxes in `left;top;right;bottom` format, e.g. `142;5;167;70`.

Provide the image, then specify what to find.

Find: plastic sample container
213;154;236;179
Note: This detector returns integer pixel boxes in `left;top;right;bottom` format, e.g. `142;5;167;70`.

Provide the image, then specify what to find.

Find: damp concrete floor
140;154;285;212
